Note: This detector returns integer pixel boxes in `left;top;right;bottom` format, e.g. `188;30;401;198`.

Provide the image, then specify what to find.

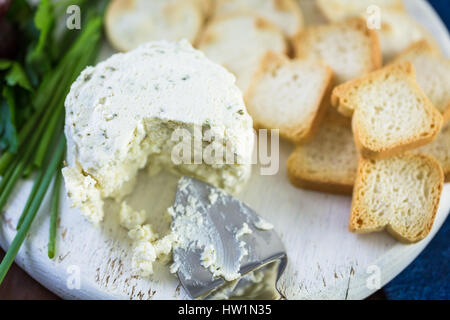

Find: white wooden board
1;0;449;300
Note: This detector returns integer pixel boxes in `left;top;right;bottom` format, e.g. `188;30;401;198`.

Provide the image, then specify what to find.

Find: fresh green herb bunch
0;0;108;284
0;0;107;153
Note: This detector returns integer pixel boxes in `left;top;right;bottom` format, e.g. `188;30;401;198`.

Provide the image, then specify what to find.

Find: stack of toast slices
284;34;449;242
279;2;446;243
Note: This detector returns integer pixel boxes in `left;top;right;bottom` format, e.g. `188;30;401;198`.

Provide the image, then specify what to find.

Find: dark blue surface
428;0;450;30
384;217;450;299
384;0;450;300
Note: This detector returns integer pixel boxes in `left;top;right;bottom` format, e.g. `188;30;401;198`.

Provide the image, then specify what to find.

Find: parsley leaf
26;0;54;77
0;60;12;70
33;0;54;53
5;62;32;91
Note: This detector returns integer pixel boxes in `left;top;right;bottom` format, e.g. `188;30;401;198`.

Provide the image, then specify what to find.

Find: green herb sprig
0;0;106;284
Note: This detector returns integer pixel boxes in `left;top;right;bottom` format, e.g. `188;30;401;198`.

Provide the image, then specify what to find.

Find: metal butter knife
170;177;287;300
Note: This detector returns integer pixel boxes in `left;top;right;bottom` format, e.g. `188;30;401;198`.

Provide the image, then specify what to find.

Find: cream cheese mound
63;40;254;224
62;167;104;225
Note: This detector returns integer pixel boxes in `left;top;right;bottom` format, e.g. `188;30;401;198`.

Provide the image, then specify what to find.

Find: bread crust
287;154;355;195
413;123;450;182
396;39;441;57
332;61;443;159
245;51;333;144
316;0;405;22
352;121;440;160
105;0;204;52
286;112;357;195
300;77;333;143
196;12;288;92
349;154;444;243
331;61;417;116
213;0;304;39
196;12;288;56
293;17;382;86
380;11;442;62
105;0;134;52
392;40;450;124
287;170;354;195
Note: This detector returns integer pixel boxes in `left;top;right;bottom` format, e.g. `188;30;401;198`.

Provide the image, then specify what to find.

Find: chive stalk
0;137;66;284
16;169;45;229
33;40;100;168
48;164;63;259
0;12;104;284
0;18;102;175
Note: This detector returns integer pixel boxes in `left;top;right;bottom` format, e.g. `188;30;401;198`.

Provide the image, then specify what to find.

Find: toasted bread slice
414;123;450;182
393;40;450;121
377;10;440;62
316;0;404;22
245;52;333;143
296;0;328;26
198;0;214;18
197;13;287;92
316;2;439;62
105;0;204;52
214;0;304;37
287;111;357;194
332;62;443;159
294;17;381;85
350;154;443;243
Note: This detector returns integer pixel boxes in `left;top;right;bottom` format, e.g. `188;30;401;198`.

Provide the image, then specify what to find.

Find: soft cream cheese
169;194;238;281
119;176;281;295
119;202;146;230
120;203;176;277
254;217;274;231
207;261;281;300
62;40;254;224
169;177;254;282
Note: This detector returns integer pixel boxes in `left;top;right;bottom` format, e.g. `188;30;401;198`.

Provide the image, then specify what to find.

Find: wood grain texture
0;0;449;300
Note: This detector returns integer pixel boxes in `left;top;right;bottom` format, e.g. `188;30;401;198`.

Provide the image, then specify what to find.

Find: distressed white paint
0;0;449;300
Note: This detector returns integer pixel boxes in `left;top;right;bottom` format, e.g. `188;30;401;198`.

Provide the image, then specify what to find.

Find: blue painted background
383;0;450;300
429;0;450;29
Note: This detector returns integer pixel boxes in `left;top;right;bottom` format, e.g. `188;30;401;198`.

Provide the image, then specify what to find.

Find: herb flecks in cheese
62;167;104;225
63;40;253;224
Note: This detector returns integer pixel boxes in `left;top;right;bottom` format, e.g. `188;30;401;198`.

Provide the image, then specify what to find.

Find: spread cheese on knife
62;40;254;225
